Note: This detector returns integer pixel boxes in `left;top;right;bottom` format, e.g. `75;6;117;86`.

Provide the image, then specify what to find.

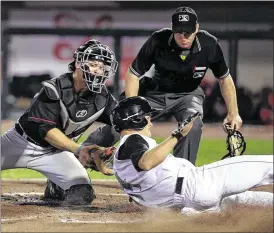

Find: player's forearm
138;136;178;170
124;69;140;97
45;128;80;154
218;75;239;116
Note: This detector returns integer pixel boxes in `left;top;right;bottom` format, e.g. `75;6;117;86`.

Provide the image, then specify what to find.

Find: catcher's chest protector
42;74;108;140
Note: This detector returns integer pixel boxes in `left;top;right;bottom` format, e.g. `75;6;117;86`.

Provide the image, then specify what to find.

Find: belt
15;123;40;146
175;177;184;195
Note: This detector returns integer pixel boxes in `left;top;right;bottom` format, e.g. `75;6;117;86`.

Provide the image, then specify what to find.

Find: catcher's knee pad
65;184;96;205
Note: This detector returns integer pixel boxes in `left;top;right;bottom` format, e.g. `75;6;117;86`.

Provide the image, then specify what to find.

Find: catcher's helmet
110;96;159;132
69;39;118;93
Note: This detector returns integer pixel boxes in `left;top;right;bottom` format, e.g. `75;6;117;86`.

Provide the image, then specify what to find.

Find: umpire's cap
172;6;198;33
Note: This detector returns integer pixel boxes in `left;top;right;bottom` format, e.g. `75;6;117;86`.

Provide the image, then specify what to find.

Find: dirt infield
1;180;273;232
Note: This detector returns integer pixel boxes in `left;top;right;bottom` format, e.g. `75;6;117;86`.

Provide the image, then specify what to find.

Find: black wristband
171;129;184;141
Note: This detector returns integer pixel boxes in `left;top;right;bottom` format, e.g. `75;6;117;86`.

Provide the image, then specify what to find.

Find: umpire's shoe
43;179;96;205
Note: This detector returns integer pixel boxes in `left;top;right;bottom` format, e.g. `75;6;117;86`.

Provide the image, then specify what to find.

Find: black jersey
130;28;229;93
18;73;117;147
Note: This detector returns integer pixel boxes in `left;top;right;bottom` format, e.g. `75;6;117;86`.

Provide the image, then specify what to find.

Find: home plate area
1;180;273;232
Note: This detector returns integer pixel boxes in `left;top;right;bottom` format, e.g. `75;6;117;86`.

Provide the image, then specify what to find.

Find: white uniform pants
1;127;90;190
177;155;273;212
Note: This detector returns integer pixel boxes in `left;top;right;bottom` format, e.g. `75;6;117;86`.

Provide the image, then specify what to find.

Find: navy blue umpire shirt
129;28;230;93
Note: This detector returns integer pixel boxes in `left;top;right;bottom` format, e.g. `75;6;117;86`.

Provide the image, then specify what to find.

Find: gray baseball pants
1;127;90;190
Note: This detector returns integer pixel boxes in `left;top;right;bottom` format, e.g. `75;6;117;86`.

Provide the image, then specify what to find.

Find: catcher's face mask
75;41;118;93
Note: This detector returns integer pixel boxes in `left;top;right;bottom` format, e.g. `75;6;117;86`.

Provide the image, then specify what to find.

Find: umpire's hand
223;113;243;132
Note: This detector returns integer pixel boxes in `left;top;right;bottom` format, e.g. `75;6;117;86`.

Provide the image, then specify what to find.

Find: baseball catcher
1;39;120;205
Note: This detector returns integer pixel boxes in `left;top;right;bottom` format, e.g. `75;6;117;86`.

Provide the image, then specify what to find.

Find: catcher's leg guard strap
65;184;96;205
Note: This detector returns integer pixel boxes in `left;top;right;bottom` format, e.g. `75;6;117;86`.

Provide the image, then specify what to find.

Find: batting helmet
68;39;118;93
110;96;159;133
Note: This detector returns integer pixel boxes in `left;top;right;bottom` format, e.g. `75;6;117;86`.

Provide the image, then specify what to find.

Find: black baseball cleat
43;179;66;201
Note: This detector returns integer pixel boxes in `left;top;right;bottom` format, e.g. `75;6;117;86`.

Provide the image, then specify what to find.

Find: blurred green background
1;138;272;180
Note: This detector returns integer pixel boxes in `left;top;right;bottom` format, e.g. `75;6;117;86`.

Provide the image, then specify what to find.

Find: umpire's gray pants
1;127;90;190
144;87;205;165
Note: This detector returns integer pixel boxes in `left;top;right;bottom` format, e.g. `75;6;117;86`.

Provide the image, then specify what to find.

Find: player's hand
172;112;202;140
223;113;243;132
77;145;115;176
77;145;104;167
179;113;201;136
90;149;114;176
180;116;198;137
179;120;195;136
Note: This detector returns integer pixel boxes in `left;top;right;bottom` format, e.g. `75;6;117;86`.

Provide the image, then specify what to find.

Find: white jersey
114;134;274;212
113;133;195;208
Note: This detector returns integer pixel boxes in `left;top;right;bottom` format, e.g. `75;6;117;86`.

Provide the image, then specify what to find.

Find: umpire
123;6;243;164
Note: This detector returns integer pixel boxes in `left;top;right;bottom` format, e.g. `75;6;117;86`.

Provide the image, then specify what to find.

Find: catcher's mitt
221;123;246;160
85;146;116;173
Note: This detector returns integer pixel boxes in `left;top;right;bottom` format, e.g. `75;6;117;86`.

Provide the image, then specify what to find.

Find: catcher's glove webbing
222;123;246;160
85;146;116;171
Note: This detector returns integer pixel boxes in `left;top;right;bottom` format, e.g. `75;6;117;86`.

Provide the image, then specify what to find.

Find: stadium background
1;1;273;124
1;1;273;232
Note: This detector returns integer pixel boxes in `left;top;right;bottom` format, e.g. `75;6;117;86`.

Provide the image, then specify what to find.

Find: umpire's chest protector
42;73;108;140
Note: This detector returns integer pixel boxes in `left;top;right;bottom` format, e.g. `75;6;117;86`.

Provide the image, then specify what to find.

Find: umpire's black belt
15;123;40;146
175;177;184;195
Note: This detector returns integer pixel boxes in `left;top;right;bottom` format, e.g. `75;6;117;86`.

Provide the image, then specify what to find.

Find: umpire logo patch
76;110;87;118
179;15;189;22
193;72;205;79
